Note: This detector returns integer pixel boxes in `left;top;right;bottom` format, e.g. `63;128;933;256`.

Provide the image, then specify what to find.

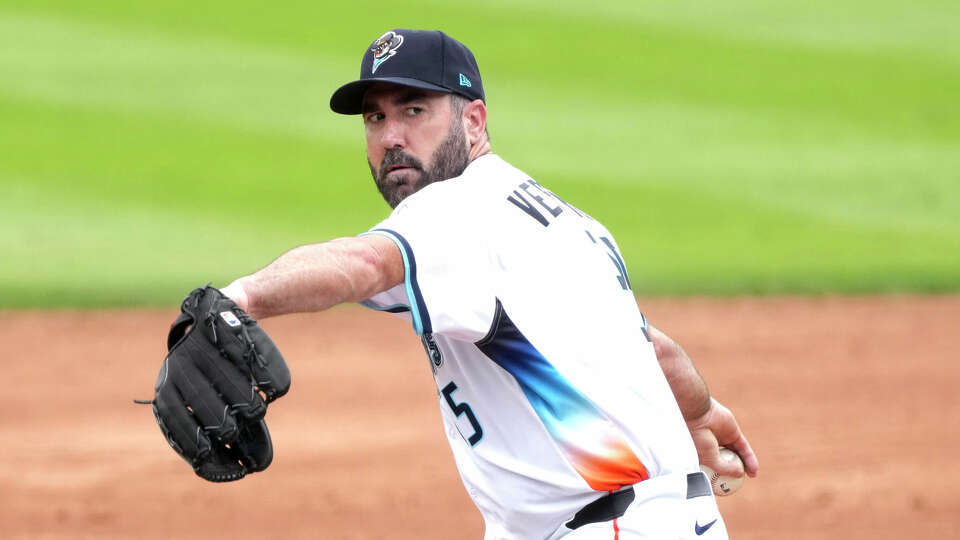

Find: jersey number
441;382;483;446
586;231;632;291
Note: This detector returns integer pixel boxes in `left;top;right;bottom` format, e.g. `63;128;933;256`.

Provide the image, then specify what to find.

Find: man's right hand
687;397;759;478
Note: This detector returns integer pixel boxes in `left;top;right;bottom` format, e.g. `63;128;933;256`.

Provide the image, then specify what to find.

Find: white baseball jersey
362;154;700;540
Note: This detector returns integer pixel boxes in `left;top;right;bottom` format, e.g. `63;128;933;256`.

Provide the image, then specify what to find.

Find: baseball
700;447;745;496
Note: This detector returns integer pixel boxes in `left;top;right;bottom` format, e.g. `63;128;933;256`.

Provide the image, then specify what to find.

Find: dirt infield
1;296;957;539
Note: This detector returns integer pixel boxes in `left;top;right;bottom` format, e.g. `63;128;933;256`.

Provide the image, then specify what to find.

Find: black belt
565;472;711;530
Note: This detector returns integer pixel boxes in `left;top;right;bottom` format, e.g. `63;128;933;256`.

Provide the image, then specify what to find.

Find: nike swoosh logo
695;519;718;535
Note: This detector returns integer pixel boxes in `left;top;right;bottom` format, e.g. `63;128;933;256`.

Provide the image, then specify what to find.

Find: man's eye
366;113;384;123
406;107;423;116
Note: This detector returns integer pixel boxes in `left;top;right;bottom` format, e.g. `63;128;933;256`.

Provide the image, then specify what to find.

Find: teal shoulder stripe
361;230;431;334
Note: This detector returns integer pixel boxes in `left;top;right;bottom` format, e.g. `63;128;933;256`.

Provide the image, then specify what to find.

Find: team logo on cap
370;31;404;74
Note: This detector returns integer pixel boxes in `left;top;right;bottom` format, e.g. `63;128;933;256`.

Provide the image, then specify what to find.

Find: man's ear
463;99;487;146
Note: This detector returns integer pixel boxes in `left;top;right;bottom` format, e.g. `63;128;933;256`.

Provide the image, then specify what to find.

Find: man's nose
381;118;406;149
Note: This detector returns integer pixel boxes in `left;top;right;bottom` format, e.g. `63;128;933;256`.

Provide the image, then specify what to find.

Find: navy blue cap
330;29;485;115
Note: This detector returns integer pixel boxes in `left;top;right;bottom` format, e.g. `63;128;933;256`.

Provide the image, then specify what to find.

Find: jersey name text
507;179;583;227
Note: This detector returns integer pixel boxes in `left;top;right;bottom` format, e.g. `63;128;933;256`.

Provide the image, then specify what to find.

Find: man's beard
369;118;470;208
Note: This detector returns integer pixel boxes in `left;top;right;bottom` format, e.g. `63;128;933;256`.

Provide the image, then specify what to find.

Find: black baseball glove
139;285;291;482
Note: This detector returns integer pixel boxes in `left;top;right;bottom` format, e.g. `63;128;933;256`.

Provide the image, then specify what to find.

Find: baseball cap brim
330;77;453;115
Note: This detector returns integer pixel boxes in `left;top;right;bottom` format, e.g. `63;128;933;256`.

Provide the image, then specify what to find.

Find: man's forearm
648;325;759;476
222;235;403;320
648;325;711;421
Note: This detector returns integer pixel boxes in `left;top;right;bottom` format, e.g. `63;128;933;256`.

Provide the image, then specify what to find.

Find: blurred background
2;0;957;307
1;2;959;540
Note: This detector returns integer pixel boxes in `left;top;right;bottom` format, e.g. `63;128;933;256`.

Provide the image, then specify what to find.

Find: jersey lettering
601;236;632;291
507;186;550;226
640;325;651;342
520;182;563;218
527;179;586;219
585;230;632;291
508;179;592;227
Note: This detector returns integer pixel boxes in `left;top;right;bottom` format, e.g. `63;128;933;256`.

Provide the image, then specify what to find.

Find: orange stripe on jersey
566;439;649;491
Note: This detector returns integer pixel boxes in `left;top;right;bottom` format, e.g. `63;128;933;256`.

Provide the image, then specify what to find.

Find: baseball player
211;29;759;539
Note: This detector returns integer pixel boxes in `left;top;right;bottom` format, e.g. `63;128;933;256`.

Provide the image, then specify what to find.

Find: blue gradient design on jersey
476;301;647;491
363;229;431;334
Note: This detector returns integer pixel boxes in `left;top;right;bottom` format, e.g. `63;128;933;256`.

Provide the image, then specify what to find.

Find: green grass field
1;1;958;307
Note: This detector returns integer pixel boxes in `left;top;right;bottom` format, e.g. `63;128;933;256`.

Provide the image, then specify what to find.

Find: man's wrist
685;397;719;431
220;279;251;314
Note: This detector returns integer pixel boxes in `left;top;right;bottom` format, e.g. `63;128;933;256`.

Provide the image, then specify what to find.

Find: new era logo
458;73;472;87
